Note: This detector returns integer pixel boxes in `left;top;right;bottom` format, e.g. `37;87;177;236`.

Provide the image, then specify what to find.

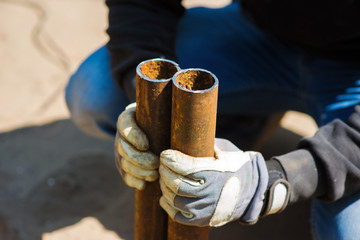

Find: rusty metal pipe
135;58;180;240
169;69;219;240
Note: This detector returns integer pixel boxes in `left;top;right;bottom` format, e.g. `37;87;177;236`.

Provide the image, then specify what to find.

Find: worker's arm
157;105;360;226
114;103;360;226
106;0;184;101
275;105;360;204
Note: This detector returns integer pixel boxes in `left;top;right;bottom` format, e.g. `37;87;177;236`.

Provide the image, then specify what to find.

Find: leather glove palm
159;138;269;227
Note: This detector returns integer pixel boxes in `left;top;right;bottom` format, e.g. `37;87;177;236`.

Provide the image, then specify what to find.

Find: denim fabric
65;2;360;239
311;192;360;240
66;47;130;139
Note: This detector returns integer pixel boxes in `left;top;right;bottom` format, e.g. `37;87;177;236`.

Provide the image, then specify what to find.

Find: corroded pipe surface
169;69;219;240
135;58;180;240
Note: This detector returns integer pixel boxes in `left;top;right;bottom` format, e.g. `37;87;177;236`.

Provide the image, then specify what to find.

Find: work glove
114;103;159;190
159;138;269;227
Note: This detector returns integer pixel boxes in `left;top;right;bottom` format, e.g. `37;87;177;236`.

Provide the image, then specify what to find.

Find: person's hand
159;138;269;227
114;103;159;190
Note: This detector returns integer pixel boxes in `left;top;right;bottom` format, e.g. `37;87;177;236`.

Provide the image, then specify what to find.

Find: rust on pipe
135;58;180;240
169;69;219;240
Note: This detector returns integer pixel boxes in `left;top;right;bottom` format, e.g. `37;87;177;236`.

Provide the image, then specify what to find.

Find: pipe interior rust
139;60;179;81
135;58;179;240
169;69;218;240
175;69;215;91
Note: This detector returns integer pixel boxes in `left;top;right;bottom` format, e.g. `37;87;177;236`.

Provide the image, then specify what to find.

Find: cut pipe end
137;58;179;82
173;69;218;92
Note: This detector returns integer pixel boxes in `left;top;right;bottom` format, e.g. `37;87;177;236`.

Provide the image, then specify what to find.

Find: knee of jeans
64;46;126;138
65;73;119;139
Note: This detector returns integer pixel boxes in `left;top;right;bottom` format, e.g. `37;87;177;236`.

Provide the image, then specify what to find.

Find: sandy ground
0;0;318;239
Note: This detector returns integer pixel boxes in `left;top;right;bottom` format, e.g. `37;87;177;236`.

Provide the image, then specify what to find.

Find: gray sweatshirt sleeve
273;105;360;203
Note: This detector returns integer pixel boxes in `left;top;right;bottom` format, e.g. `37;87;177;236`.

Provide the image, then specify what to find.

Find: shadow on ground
0;120;133;240
0;119;311;240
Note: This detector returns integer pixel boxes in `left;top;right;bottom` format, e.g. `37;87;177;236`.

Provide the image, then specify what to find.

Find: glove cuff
262;179;290;216
261;159;290;216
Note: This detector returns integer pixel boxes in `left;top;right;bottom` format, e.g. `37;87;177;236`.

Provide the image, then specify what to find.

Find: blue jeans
65;2;360;239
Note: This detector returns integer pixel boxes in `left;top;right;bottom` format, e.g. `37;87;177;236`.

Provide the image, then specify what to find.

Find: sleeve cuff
273;149;326;203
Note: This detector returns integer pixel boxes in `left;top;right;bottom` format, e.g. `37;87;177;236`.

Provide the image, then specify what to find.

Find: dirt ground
0;0;318;239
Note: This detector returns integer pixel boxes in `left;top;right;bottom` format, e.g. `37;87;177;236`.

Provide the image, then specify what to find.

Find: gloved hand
159;138;269;227
114;103;159;190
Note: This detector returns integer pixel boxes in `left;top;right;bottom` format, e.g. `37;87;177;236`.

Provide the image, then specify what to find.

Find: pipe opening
176;70;215;91
139;60;178;80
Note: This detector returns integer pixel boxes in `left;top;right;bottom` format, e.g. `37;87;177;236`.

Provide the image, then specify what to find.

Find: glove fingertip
136;183;145;191
117;107;149;151
160;149;172;157
125;102;137;110
144;171;159;182
124;174;145;190
160;149;183;163
131;130;149;151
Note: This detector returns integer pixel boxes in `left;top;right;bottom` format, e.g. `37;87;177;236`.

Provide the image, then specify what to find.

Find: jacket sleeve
273;105;360;203
105;0;184;100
